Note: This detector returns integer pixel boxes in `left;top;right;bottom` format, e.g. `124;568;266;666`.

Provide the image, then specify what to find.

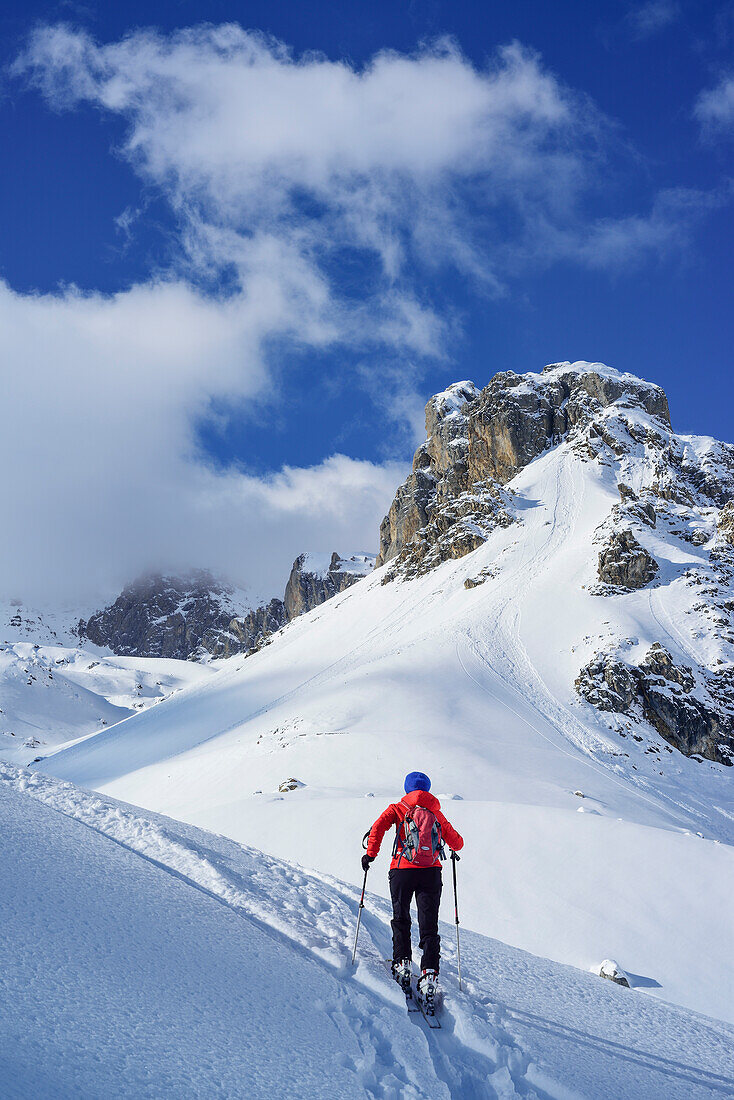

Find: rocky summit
80;571;254;661
283;553;375;621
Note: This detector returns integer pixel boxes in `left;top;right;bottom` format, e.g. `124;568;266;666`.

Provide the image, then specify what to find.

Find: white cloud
0;276;406;603
626;1;680;39
694;75;734;139
574;187;729;269
505;183;732;273
15;27;603;290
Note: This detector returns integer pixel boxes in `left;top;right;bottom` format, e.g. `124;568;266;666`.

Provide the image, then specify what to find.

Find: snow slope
0;640;214;767
38;421;734;1026
0;590;216;764
3;763;733;1100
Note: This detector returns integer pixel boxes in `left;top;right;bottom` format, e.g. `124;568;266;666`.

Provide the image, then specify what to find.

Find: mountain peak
377;361;724;580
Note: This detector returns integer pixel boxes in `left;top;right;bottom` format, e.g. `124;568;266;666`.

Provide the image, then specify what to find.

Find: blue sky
1;0;732;602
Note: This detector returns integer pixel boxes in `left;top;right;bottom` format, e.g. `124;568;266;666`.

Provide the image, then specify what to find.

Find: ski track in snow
0;764;533;1099
3;763;733;1100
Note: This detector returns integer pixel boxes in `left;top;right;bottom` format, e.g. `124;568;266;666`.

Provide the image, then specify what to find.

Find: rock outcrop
597;530;659;590
576;644;734;765
614;484;657;527
376;381;514;579
719;502;734;546
204;598;287;659
597;960;631;988
283;553;374;620
467;366;669;485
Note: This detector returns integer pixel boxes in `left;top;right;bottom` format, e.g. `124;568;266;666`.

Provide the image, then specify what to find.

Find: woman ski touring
361;771;464;1013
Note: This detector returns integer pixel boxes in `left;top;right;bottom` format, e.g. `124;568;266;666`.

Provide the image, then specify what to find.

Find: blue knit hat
404;771;431;793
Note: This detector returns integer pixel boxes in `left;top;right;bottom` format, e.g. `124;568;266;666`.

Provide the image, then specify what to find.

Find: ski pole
351;867;368;965
451;851;462;991
351;830;371;965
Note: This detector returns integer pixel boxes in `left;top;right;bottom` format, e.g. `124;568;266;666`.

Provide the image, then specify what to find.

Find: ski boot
417;969;439;1015
391;958;413;996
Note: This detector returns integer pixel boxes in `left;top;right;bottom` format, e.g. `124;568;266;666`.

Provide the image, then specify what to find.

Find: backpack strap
433;817;446;861
392;800;414;867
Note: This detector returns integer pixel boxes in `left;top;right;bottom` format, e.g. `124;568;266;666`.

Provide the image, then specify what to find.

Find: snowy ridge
527;359;665;390
298;552;376;579
3;763;733;1099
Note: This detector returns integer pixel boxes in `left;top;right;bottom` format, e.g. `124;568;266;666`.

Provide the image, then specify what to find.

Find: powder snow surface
2;763;733;1100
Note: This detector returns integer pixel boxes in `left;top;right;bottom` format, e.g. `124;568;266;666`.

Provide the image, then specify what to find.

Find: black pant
389;866;442;972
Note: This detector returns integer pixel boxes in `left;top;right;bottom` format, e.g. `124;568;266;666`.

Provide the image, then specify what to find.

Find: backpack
393;801;446;868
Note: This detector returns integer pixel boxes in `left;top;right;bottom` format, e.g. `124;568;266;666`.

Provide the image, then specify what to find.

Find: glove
361;854;374;872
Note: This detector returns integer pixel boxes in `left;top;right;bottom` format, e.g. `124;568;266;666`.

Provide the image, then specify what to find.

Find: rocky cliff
80;571;253;660
81;553;375;661
376;381;514;579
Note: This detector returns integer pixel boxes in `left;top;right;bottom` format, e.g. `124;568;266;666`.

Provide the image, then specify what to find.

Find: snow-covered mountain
376;361;734;764
80;553;375;660
0;554;374;764
0;598;215;766
36;361;734;1033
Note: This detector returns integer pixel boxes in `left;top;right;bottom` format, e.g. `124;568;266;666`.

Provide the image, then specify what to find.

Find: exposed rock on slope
81;554;375;661
597;530;659;590
576;645;734;765
468;365;670;482
377;382;514;580
208;598;288;660
719;502;734;546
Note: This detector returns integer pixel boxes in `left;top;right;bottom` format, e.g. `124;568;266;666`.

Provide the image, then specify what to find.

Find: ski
382;960;420;1012
416;973;442;1028
415;992;442;1028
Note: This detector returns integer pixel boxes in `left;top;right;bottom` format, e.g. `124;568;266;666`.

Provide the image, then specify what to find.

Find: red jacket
366;789;464;869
